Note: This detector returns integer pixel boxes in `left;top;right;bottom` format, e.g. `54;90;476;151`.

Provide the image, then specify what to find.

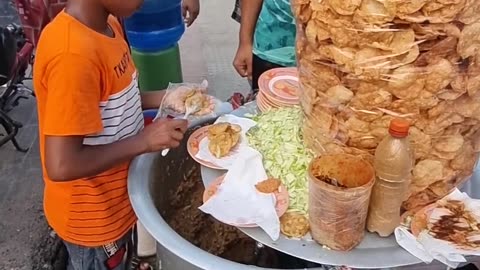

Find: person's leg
251;54;284;92
130;222;156;270
64;230;132;270
64;242;96;270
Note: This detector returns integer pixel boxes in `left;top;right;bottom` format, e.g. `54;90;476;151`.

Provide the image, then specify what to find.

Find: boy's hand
139;119;188;152
182;0;200;27
233;43;253;80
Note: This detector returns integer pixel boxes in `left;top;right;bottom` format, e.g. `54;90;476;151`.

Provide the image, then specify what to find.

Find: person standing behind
232;0;296;91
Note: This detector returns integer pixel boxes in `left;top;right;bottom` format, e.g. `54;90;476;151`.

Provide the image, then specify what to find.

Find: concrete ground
0;0;246;269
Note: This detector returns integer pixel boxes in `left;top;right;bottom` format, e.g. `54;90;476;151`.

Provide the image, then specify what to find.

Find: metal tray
200;103;480;269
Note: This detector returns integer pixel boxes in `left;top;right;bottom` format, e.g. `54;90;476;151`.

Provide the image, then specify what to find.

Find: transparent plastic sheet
155;80;222;121
292;0;480;212
308;154;374;251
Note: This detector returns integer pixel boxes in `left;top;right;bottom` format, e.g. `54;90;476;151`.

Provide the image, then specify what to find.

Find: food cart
128;103;480;270
129;0;480;267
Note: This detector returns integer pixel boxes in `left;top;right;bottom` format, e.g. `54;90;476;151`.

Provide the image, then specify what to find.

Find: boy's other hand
139;119;188;152
182;0;200;27
233;43;253;80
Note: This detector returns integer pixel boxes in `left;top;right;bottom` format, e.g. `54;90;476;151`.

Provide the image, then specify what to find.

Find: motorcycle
0;23;34;152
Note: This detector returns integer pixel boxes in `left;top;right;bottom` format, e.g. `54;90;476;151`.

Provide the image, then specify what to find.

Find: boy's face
101;0;144;17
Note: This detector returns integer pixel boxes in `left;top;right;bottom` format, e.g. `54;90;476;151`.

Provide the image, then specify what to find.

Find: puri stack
293;0;479;219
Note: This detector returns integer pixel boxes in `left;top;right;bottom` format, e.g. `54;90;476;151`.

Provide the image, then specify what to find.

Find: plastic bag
155;80;224;121
308;154;375;251
292;0;480;211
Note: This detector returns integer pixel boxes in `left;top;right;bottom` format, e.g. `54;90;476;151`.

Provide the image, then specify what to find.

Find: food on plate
292;0;480;211
255;178;282;194
408;200;480;249
428;200;480;249
280;212;310;238
207;123;242;158
247;107;313;215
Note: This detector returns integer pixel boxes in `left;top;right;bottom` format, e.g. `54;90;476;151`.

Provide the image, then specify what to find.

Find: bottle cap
389;118;410;137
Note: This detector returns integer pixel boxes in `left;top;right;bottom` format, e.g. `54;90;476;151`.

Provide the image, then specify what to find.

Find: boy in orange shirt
33;0;188;269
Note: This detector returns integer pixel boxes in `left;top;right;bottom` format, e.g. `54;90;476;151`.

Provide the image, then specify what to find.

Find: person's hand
182;0;200;27
139;119;188;152
233;43;253;80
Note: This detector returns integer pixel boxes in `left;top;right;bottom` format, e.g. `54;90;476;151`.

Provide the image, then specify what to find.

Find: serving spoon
160;102;201;156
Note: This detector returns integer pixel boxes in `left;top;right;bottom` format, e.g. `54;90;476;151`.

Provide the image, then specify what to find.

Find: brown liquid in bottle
367;119;413;237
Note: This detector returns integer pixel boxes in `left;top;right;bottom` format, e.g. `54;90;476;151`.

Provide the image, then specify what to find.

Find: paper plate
258;92;284;107
258;97;273;112
187;126;224;170
187;124;251;170
203;174;289;227
409;203;437;237
258;67;300;104
256;94;272;112
261;88;299;106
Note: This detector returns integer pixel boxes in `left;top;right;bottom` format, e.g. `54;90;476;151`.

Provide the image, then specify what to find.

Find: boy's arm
141;90;166;110
45;118;186;181
182;0;200;27
45;134;146;181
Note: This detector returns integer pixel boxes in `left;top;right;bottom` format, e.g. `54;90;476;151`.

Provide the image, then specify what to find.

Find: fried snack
207;123;230;139
184;91;213;116
207;123;242;158
293;0;479;212
185;91;206;109
255;178;282;194
280;212;310;238
208;133;233;158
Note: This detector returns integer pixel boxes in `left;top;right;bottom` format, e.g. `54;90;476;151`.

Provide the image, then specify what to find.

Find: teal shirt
253;0;296;67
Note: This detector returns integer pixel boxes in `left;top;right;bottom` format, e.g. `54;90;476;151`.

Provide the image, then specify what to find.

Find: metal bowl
128;114;327;270
128;104;480;270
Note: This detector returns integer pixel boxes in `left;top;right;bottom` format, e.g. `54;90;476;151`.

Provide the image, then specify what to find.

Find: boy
33;0;188;269
232;0;296;91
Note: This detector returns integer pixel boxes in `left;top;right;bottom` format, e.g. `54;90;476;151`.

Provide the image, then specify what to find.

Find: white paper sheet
395;189;480;268
198;147;280;241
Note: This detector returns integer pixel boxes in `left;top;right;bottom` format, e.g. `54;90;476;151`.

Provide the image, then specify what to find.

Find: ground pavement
0;0;247;268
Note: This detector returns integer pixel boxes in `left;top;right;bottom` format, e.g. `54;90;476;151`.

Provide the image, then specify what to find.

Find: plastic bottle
367;118;413;237
124;0;185;52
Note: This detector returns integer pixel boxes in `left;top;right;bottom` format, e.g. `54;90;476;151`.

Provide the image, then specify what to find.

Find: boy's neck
65;1;112;36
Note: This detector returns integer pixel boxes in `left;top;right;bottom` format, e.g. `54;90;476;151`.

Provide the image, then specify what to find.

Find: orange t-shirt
33;11;142;247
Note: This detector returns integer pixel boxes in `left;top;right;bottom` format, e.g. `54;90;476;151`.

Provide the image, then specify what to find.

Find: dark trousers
252;54;284;92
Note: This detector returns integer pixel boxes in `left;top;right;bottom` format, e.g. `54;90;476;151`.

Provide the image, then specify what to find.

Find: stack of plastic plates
256;67;300;112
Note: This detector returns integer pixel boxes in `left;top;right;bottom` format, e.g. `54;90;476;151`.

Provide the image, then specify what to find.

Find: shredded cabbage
247;107;313;214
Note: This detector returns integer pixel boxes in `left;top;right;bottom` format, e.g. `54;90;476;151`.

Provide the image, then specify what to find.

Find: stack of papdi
208;123;242;158
292;0;480;211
